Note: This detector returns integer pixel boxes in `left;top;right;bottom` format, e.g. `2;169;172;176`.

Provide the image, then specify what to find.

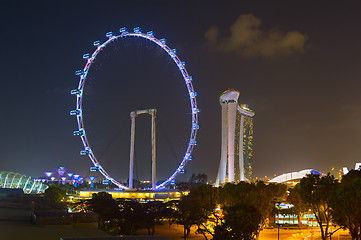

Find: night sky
1;1;361;182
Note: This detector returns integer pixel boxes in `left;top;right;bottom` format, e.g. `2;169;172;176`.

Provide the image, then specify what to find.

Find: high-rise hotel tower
215;90;255;187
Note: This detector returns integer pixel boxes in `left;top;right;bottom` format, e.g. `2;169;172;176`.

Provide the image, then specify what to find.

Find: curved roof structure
0;171;48;194
269;169;322;184
219;89;240;104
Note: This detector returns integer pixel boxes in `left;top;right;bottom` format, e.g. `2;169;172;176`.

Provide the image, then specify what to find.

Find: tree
88;192;120;230
331;170;361;240
188;184;219;239
44;185;66;202
116;199;144;235
213;203;262;240
287;183;309;228
218;181;287;227
175;194;204;239
299;173;337;240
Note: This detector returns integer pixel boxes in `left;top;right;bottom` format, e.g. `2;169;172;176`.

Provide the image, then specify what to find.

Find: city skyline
0;1;361;182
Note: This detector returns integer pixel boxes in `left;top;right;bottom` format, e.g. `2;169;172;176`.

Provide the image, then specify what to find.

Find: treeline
70;181;287;239
54;169;361;240
289;170;361;240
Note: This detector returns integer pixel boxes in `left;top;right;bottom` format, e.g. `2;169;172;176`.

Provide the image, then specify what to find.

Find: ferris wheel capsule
106;32;114;38
119;27;128;34
73;129;84;136
70;89;81;95
102;179;111;185
70;109;81;116
75;70;85;76
146;31;155;36
90;166;99;171
93;40;102;47
80;149;91;155
133;27;141;33
83;53;91;59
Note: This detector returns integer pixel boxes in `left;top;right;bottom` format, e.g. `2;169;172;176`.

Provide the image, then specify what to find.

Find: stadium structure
215;90;255;187
268;169;322;185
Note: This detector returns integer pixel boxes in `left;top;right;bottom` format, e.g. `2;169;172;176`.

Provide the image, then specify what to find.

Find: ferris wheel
70;27;199;190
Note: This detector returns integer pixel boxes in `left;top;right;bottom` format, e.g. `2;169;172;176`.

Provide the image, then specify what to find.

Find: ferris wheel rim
72;28;199;190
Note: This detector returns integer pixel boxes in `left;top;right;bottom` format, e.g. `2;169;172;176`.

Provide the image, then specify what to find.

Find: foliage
331;170;361;240
188;184;219;239
219;181;287;226
176;173;208;191
287;183;309;228
44;185;67;202
213;203;262;240
299;173;337;240
175;193;205;239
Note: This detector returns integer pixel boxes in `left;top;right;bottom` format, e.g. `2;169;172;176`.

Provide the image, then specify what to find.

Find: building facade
215;90;255;187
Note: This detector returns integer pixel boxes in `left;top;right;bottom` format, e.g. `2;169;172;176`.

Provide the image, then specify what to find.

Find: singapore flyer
71;27;199;190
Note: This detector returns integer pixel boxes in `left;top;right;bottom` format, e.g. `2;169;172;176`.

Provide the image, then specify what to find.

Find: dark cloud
205;14;308;58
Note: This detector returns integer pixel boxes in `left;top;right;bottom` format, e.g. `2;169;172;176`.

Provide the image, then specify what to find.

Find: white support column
10;175;16;188
128;109;157;190
216;104;228;186
29;181;36;193
4;173;9;188
23;177;30;193
129;112;136;189
17;175;23;188
151;109;157;190
227;102;237;183
239;115;245;181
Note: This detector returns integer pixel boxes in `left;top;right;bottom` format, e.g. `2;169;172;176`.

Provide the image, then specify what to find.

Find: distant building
268;169;322;186
343;163;361;174
215;90;255;187
0;171;48;194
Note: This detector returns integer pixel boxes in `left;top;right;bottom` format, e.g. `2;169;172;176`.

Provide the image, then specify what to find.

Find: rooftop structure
268;169;322;185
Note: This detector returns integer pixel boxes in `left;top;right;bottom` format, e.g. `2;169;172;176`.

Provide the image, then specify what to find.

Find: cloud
205;14;308;58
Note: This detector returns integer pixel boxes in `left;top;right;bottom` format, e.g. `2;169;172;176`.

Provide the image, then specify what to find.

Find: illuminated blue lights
119;27;128;34
73;129;84;136
90;166;100;171
180;169;186;174
106;32;114;38
146;31;155;36
80;149;91;155
75;70;85;76
189;92;198;99
192;108;200;114
93;40;102;46
72;27;199;190
83;53;91;59
133;27;141;33
70;89;81;95
70;109;81;116
185;76;193;83
102;179;111;185
192;124;200;129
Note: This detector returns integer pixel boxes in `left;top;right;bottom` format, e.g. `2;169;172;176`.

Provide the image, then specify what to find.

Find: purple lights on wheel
71;27;199;190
